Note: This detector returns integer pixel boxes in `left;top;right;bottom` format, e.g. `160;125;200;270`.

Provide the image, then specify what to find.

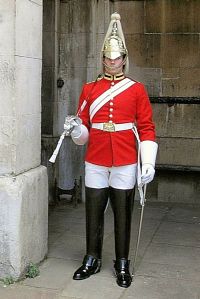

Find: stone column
0;0;48;278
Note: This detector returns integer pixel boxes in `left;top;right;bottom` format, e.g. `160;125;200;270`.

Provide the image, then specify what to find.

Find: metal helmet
103;23;127;59
101;12;129;73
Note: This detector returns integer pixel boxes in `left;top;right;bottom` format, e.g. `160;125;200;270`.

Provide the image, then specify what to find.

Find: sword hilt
49;131;69;163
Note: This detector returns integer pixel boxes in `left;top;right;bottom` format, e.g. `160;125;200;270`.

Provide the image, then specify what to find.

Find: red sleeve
135;83;156;142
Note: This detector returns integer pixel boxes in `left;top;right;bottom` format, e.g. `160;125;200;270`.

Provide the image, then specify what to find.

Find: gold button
110;108;113;112
109;114;113;118
111;82;115;86
109;120;113;123
110;101;113;106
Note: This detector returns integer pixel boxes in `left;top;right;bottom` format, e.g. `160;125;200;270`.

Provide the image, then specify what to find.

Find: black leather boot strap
114;258;130;270
83;254;98;267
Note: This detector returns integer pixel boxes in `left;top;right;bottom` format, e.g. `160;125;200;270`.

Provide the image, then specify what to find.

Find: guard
65;12;158;288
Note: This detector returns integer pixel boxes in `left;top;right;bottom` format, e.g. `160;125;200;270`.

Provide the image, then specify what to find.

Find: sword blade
131;184;147;277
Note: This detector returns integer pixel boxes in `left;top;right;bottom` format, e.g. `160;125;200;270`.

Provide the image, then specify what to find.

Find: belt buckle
103;123;115;132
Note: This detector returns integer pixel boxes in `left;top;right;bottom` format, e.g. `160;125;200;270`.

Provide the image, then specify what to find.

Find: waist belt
92;122;145;205
91;122;134;132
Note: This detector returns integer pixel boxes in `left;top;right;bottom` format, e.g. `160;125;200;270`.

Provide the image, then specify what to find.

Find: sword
49;116;83;164
49;74;104;164
49;129;73;163
131;183;147;277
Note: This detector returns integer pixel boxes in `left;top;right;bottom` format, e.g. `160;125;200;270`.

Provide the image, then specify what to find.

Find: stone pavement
1;197;200;299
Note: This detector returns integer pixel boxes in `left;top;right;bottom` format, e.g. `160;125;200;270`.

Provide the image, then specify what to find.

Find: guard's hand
141;164;155;184
64;115;82;136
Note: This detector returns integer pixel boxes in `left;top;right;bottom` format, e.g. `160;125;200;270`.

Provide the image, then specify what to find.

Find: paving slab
22;258;79;290
48;234;86;261
152;221;200;247
1;202;200;299
61;274;125;299
142;243;200;270
137;261;200;283
0;284;59;299
123;275;200;299
165;205;200;224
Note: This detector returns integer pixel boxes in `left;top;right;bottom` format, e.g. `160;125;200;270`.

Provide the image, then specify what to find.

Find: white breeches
85;162;137;190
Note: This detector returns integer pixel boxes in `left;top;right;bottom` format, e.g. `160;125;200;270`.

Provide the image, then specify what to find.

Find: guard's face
103;56;124;75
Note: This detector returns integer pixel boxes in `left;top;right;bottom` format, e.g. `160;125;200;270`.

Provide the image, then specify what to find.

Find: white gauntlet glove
140;140;158;184
64;115;82;137
64;115;89;145
141;164;155;184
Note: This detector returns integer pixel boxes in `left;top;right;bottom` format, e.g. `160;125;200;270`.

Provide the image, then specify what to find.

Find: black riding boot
73;187;109;280
109;187;135;288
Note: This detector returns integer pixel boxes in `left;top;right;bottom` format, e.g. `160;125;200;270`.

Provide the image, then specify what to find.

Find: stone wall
42;0;110;198
42;0;58;201
113;0;200;168
112;0;200;202
42;0;200;203
42;0;56;136
0;0;48;278
113;0;200;96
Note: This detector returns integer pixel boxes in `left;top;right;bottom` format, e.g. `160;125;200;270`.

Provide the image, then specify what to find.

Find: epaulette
86;74;103;84
97;74;104;81
86;80;95;85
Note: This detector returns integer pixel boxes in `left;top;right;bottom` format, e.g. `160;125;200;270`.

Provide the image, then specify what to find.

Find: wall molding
150;97;200;104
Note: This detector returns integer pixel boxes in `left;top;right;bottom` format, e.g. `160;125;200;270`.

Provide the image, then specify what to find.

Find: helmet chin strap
103;56;127;70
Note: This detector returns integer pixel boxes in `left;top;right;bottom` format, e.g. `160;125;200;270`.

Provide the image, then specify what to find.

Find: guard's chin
103;62;123;71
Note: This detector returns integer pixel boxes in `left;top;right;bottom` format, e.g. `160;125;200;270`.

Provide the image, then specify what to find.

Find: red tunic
77;76;156;167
